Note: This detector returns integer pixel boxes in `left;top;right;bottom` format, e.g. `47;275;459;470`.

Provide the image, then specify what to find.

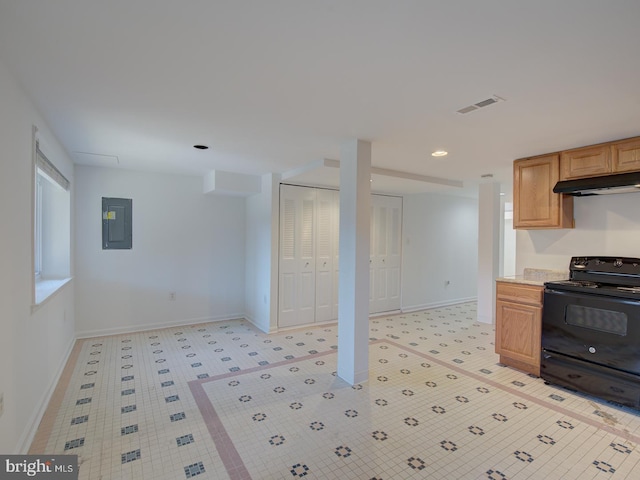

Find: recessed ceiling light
431;150;448;157
193;144;209;150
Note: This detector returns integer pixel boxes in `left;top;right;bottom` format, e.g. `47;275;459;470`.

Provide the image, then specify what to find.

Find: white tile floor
30;303;640;479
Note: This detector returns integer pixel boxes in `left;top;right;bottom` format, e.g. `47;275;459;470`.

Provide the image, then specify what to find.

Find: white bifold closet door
370;195;402;314
315;189;339;323
279;185;317;328
279;184;400;328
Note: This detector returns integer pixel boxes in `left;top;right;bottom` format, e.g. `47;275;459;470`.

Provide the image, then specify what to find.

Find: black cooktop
543;257;640;300
545;279;640;300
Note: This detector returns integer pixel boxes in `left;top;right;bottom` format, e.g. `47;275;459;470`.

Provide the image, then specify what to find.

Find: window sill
33;277;72;312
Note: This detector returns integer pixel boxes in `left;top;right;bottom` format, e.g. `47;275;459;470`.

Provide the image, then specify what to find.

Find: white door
386;196;402;311
278;186;402;326
370;195;402;314
279;185;316;327
369;203;377;308
315;189;338;323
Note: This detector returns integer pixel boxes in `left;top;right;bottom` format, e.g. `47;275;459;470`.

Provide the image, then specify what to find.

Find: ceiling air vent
456;95;505;114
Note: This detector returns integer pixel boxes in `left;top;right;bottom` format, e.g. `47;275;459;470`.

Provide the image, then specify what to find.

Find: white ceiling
1;0;640;198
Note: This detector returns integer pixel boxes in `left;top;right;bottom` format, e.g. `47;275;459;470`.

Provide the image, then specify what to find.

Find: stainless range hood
553;171;640;196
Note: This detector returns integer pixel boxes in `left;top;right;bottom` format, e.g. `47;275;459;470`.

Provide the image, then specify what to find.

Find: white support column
477;181;501;324
337;139;371;385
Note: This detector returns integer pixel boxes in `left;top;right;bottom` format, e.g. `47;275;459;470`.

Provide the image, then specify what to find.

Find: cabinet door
495;299;541;369
611;137;640;173
560;144;611;180
513;154;573;229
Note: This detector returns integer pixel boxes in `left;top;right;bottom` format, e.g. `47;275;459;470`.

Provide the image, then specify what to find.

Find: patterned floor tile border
29;340;85;454
27;303;640;480
189;350;338;480
190;339;640;480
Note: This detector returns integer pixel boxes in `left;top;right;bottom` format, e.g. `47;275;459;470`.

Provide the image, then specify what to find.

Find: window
33;128;71;305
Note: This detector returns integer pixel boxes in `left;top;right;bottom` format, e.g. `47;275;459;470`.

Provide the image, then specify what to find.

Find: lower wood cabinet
495;281;543;376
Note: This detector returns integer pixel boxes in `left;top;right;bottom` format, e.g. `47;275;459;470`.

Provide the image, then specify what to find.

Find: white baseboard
244;314;277;334
401;297;477;314
75;313;246;339
370;309;401;318
16;335;76;454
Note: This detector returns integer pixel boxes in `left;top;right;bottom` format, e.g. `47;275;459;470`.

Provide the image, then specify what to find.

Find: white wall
74;166;246;337
401;192;479;311
245;174;280;333
477;182;501;324
516;194;640;272
503;212;516;277
0;58;76;453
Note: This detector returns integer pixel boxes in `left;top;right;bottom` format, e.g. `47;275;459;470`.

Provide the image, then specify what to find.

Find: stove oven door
541;351;640;408
542;288;640;408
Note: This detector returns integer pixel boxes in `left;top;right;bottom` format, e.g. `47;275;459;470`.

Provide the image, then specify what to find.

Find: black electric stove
542;256;640;409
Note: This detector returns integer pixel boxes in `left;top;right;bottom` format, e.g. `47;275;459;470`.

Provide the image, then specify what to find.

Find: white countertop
497;268;568;286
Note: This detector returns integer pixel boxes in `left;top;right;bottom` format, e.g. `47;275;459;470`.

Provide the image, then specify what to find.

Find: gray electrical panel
102;197;132;249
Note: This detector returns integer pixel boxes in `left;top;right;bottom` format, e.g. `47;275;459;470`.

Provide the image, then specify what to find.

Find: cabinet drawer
496;282;543;306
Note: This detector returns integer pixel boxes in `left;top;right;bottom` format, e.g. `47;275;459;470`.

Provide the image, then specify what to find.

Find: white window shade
36;141;69;191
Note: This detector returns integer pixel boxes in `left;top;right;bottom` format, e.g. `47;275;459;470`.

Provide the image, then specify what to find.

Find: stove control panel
570;256;640;275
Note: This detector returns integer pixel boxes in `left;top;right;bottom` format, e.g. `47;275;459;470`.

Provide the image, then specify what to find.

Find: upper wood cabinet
560;144;611;180
513;134;640;229
559;135;640;180
612;137;640;173
513;154;574;229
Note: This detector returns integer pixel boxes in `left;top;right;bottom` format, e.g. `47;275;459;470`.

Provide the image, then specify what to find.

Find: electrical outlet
169;292;176;301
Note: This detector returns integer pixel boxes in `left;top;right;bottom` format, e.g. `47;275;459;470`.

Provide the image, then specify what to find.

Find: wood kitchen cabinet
560;144;611;180
611;137;640;172
513;134;640;230
495;281;543;376
513;154;574;229
560;135;640;180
